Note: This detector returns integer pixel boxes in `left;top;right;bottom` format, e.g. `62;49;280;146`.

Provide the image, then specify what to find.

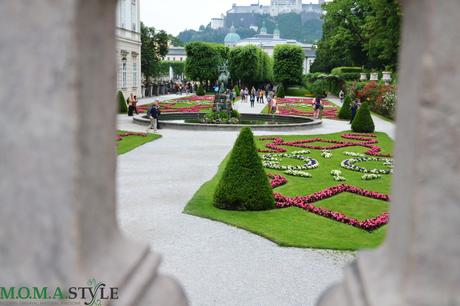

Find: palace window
122;59;127;88
132;61;137;87
131;0;137;31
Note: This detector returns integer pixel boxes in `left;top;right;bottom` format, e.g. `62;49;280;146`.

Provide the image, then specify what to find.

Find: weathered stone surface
317;1;460;306
0;1;187;305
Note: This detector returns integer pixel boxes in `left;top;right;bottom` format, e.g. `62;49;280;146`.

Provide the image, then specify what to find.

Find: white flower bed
284;169;312;178
261;153;319;171
330;169;346;181
341;157;393;174
362;174;382;181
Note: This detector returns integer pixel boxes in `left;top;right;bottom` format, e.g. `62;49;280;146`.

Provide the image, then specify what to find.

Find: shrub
273;44;304;87
117;90;128;113
331;67;363;74
233;85;240;96
196;83;205;96
214;128;275;211
352;102;375;133
286;87;313;97
338;96;353;120
276;84;285;98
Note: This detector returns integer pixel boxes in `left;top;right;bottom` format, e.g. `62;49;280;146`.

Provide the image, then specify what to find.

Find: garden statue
213;61;233;112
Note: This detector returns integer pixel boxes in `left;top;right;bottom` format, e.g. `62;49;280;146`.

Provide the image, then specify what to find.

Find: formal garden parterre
184;130;394;250
137;95;214;113
116;131;161;155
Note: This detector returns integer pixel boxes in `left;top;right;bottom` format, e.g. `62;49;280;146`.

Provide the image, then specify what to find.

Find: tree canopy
311;0;401;73
184;42;228;82
273;44;304;86
228;46;273;87
141;22;169;80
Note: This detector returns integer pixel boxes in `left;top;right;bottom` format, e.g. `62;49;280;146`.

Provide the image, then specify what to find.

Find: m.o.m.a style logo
0;278;118;305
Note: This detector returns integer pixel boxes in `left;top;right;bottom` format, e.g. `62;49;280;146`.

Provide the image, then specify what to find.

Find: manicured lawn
184;131;393;250
117;131;161;155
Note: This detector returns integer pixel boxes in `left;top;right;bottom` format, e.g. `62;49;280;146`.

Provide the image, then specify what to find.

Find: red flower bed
137;95;214;113
116;132;146;141
267;174;390;231
275;98;338;119
268;174;287;188
258;133;391;157
274;184;389;231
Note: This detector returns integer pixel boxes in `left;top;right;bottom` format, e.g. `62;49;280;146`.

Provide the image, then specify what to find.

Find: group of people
127;93;139;116
240;87;271;108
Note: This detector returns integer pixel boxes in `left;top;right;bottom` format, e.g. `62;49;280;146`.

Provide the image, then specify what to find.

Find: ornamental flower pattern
341;157;393;174
274;184;390;231
258;133;392;157
116;132;146;141
137;95;214;113
275;98;339;119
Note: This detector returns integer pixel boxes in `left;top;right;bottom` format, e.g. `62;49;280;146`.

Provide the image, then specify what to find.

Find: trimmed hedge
331;67;363;74
276;84;285;98
286;87;314;97
117;90;128;113
213;128;275;211
338;96;353;120
352;102;375;133
196;83;205;96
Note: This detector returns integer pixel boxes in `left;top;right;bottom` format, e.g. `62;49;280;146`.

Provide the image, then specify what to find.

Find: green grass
117;131;161;155
184;131;393;250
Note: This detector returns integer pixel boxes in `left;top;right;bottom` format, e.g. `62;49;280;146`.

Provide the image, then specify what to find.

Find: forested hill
177;12;323;44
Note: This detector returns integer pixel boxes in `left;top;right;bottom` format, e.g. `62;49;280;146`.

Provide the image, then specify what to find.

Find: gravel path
116;107;395;306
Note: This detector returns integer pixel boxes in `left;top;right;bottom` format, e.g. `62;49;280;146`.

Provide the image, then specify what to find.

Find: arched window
122;57;127;88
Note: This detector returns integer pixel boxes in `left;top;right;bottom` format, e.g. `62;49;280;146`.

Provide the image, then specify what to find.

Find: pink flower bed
258;133;392;157
272;181;390;231
173;95;214;102
137;95;214;113
268;174;287;188
116;132;146;141
275;98;338;119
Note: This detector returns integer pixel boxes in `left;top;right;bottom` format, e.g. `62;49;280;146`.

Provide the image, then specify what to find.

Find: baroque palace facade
116;0;142;98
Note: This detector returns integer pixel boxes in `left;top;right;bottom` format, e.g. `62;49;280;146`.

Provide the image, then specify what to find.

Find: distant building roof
167;47;186;56
224;26;241;45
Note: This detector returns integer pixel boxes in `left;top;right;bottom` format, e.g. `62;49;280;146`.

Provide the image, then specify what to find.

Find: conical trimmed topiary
338;95;352;120
352;102;375;133
196;83;205;96
276;84;285;98
214;128;275;211
117;90;128;113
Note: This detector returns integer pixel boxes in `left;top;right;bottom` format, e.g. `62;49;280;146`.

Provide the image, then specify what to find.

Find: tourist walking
244;88;249;103
339;90;345;104
127;93;137;117
259;89;264;103
250;92;255;108
313;95;323;119
267;93;273;114
148;101;161;133
271;96;277;114
350;98;361;124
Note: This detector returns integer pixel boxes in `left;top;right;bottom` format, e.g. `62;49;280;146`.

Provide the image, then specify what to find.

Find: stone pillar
0;1;187;305
317;1;460;306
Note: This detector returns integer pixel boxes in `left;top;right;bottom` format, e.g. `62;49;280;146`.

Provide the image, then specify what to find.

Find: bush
196;83;205;96
352;102;375;133
285;87;314;97
339;73;361;81
213;128;275;211
117;90;128;113
276;84;285;98
233;85;240;96
338;96;353;120
273;44;304;87
331;67;363;74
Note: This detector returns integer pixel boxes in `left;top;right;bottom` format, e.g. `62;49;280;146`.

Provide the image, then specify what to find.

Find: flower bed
258;133;392;157
274;183;390;231
341;157;393;174
275;98;338;119
116;131;146;141
137;95;214;113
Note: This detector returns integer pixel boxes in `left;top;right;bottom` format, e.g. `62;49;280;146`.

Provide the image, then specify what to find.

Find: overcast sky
140;0;322;35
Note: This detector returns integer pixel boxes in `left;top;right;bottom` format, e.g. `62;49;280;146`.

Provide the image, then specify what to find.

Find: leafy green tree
276;84;285;98
141;23;169;79
229;46;272;87
338;95;353;119
214;128;275;211
311;0;401;72
185;42;227;82
352;102;375;133
273;45;304;86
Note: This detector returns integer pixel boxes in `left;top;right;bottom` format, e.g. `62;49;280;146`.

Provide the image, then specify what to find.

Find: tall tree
311;0;401;73
141;22;169;80
184;42;228;82
273;44;304;86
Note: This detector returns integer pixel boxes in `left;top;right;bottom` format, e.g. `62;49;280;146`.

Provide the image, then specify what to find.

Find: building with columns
116;0;142;98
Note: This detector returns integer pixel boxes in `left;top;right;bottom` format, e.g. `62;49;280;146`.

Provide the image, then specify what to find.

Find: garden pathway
233;96;267;114
116;109;395;306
